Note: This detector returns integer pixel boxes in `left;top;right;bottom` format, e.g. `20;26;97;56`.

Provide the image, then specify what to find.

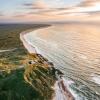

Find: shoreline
20;26;75;100
20;25;51;54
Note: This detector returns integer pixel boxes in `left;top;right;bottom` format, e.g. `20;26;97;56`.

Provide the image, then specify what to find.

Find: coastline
20;26;75;100
20;29;37;54
20;25;51;53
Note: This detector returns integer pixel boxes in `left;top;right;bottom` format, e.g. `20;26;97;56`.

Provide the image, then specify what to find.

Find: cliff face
0;53;56;100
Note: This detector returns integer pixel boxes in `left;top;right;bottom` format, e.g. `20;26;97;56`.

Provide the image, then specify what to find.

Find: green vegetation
0;54;56;100
0;24;47;49
0;24;55;100
0;24;48;71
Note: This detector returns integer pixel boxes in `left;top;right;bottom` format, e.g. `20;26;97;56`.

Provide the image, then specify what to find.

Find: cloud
1;0;100;23
0;14;3;16
34;0;48;9
22;1;73;15
13;0;100;19
23;0;48;10
0;12;4;17
54;0;100;15
13;14;26;18
77;0;100;7
22;1;63;15
23;3;33;7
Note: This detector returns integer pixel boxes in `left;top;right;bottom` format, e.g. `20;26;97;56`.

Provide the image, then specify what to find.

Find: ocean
24;23;100;100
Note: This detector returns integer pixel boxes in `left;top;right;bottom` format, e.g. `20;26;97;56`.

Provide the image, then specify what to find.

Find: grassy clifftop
0;54;56;100
0;24;55;100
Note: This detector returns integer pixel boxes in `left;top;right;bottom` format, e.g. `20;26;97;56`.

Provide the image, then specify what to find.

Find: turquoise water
25;23;100;100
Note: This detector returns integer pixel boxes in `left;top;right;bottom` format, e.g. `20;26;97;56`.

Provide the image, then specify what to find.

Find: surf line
20;29;75;100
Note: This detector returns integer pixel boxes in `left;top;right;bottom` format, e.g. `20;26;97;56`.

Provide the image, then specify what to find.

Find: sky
0;0;100;23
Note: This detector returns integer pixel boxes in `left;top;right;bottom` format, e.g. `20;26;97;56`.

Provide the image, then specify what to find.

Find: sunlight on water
25;23;100;100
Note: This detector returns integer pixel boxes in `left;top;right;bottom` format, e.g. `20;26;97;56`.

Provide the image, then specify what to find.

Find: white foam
20;32;38;54
24;36;41;54
62;78;78;99
28;30;58;49
52;78;79;100
91;74;100;85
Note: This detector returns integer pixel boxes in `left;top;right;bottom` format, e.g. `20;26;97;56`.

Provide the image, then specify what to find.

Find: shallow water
25;23;100;100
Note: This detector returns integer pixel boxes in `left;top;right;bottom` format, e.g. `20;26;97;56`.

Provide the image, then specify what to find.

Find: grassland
0;24;47;71
0;53;56;100
0;24;55;100
0;24;47;49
